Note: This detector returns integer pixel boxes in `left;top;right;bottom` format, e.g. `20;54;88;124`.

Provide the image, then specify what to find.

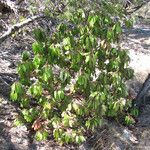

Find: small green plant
130;107;139;117
125;115;136;125
124;107;139;125
10;1;134;144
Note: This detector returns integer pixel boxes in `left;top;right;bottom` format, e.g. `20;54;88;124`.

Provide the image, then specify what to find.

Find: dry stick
126;0;150;14
0;14;45;44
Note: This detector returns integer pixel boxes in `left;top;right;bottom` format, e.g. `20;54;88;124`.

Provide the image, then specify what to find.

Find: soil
0;17;150;150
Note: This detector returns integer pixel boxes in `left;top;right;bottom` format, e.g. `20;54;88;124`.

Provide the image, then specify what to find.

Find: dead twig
126;0;150;14
0;14;45;44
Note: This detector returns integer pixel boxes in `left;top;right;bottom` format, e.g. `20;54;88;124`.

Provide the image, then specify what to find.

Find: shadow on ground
0;122;18;150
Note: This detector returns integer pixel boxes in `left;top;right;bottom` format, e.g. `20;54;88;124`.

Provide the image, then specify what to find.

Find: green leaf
54;90;65;101
42;130;49;140
10;91;18;101
43;101;51;110
88;15;99;27
125;19;133;28
20;98;29;108
57;24;67;34
77;76;84;86
22;51;30;61
125;115;135;125
85;37;92;49
33;28;46;42
114;22;122;34
33;55;46;69
79;135;86;143
60;70;70;83
17;61;33;82
29;83;42;97
14;118;23;126
42;67;53;82
104;16;111;24
53;129;59;140
72;102;79;111
75;136;80;144
130;107;139;117
77;9;85;19
63;37;71;46
100;92;106;101
113;102;119;112
22;109;33;122
85;54;90;63
124;68;134;80
36;131;43;141
85;120;91;129
65;134;70;143
107;30;114;41
75;135;85;144
48;47;60;63
10;82;24;101
32;42;43;54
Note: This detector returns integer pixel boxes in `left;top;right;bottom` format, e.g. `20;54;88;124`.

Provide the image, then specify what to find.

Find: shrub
10;1;134;144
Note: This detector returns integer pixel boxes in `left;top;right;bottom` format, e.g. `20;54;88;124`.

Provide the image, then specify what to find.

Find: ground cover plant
10;0;134;144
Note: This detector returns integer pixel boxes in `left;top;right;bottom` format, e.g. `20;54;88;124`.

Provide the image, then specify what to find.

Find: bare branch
0;14;45;44
126;0;150;14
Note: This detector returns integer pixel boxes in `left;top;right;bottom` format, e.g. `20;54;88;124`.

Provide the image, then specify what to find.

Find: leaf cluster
10;1;134;144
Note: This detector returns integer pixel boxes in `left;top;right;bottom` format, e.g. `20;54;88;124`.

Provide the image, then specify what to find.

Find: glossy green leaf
88;15;99;27
22;51;30;61
33;55;46;69
29;83;42;97
32;42;43;54
33;28;46;42
114;22;122;34
42;67;53;82
36;131;43;141
10;82;24;101
22;109;33;122
54;90;65;101
107;30;114;41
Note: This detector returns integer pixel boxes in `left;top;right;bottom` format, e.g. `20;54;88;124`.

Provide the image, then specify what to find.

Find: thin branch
0;14;45;43
126;0;150;14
